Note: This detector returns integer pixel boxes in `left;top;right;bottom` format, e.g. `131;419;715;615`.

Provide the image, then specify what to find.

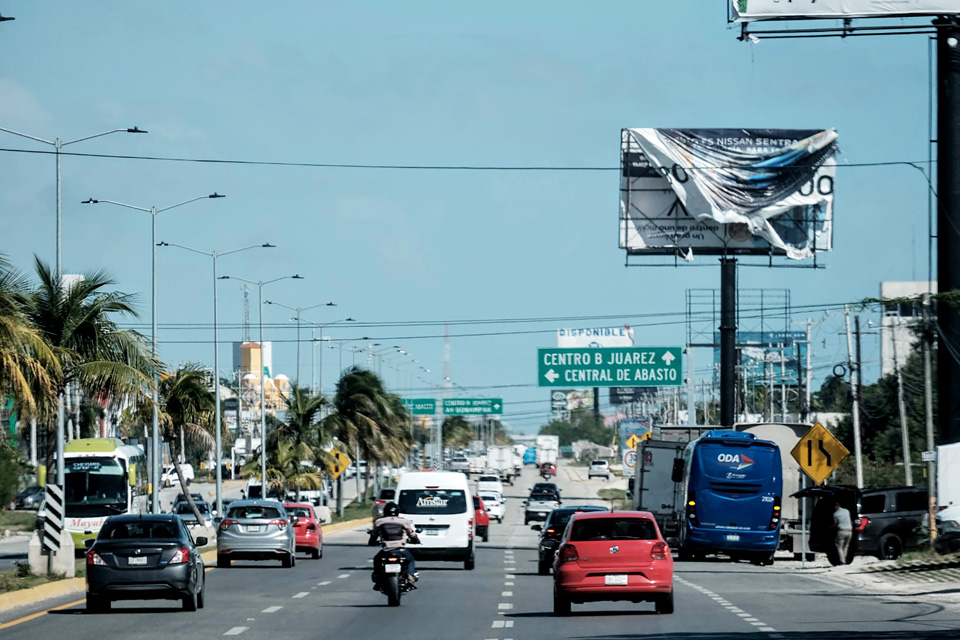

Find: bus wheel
677;546;692;562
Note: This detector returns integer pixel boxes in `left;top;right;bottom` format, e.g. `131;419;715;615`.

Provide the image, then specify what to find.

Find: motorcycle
369;528;421;607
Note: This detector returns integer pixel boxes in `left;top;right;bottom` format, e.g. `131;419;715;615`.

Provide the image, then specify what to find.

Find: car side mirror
195;536;208;547
665;536;680;548
531;524;542;531
671;459;684;483
83;538;95;549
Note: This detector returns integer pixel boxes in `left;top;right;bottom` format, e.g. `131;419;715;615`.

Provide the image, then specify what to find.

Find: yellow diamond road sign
790;422;850;485
625;434;642;450
329;450;352;480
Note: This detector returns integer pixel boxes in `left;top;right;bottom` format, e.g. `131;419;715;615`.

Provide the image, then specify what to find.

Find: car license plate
384;563;401;573
425;529;439;536
247;525;261;533
726;534;740;542
605;574;628;586
128;556;147;566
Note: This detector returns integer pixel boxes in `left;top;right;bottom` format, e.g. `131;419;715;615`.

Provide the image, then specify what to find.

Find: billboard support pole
937;20;960;446
720;257;737;427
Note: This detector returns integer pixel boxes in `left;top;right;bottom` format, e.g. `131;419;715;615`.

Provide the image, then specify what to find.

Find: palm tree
26;258;157;466
321;367;410;503
241;439;325;501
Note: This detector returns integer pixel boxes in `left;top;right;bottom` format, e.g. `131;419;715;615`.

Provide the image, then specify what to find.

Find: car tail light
219;519;237;531
169;547;190;564
558;544;579;563
768;496;782;530
686;492;697;524
468;517;474;538
855;516;870;532
651;542;668;560
87;550;106;566
269;519;288;530
545;528;555;534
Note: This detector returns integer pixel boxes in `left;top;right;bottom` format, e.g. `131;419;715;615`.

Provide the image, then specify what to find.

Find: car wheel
182;589;198;612
483;530;489;543
217;555;230;568
677;546;692;562
318;545;323;559
86;595;110;613
197;578;205;609
538;558;551;575
524;518;530;525
464;553;475;570
553;585;571;616
655;590;675;614
879;533;903;560
282;553;292;568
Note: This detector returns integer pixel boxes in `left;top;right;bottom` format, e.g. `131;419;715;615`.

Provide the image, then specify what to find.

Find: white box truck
485;446;516;484
536;435;559;467
937;442;960;509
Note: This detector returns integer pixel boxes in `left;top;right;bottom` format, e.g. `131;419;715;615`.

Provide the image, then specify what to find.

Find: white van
395;471;475;570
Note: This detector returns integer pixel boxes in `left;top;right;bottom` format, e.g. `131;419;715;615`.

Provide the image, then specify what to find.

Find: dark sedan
532;505;609;574
15;486;43;510
85;514;206;612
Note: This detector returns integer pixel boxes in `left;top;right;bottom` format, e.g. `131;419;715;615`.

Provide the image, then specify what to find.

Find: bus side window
671;459;684;483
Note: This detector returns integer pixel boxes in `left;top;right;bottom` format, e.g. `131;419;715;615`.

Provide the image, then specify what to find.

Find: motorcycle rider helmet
383;502;400;517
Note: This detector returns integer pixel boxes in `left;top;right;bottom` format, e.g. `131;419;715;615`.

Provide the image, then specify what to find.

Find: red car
553;511;673;616
283;502;323;559
473;494;490;542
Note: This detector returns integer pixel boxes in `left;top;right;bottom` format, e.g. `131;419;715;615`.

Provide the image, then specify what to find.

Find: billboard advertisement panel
550;389;594;417
732;0;959;22
609;386;658;405
557;326;634;348
620;128;838;260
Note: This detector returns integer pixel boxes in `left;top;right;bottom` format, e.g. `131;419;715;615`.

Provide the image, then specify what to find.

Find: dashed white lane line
505;573;515;579
501;591;513;597
318;581;331;586
505;581;514;586
492;621;515;628
224;627;248;636
262;606;283;613
498;603;514;610
337;574;350;579
676;576;777;635
293;592;309;599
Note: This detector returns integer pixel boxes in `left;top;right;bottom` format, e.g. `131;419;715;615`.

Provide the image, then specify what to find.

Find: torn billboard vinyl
620;128;838;260
732;0;960;22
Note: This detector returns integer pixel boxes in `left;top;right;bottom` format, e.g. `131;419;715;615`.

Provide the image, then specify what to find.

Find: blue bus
674;430;783;565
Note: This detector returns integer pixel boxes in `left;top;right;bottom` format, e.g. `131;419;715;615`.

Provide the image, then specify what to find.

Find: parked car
372;487;397;519
173;500;214;528
283;502;323;559
216;499;298;568
794;484;929;563
14;486;43;510
552;510;674;616
84;514;206;612
525;491;561;525
476;474;504;496
478;490;504;523
473;495;490;542
161;463;194;487
588;460;611;480
935;504;960;554
532;505;609;574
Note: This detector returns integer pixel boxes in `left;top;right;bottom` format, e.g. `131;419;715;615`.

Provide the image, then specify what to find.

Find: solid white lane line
224;627;248;636
262;606;283;613
293;592;309;599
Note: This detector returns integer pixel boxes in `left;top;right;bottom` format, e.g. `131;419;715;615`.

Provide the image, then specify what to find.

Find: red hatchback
552;511;673;616
283;503;323;559
473;494;490;543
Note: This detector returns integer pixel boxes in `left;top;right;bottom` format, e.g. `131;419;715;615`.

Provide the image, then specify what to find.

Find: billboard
620;128;838;260
550;389;594;417
557;326;634;348
609;386;657;405
732;0;959;22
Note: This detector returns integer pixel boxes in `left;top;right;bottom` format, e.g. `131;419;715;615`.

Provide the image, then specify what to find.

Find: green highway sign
402;398;437;415
442;398;503;415
538;347;682;388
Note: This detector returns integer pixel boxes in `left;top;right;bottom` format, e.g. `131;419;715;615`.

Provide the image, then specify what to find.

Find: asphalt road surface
3;462;959;639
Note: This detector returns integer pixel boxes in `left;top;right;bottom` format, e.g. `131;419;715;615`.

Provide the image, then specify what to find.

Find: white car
161;463;194;487
588;460;610;480
476;474;504;496
478;491;504;522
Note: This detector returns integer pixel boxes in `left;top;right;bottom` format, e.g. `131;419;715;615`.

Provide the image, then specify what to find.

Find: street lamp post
158;242;275;517
263;300;337;385
83;193;223;514
219;274;303;494
308;318;355;396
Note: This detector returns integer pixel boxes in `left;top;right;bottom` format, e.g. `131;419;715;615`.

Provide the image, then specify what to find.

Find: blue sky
0;2;933;433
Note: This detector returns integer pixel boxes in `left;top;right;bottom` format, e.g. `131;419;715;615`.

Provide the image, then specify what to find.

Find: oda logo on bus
717;453;755;471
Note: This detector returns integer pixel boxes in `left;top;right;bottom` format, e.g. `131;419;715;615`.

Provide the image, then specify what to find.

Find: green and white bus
61;438;148;547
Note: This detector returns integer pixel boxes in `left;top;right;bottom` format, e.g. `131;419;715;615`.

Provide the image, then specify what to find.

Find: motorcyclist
368;502;420;581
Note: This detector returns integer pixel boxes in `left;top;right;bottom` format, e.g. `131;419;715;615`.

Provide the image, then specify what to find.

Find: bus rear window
397;489;467;515
696;443;778;482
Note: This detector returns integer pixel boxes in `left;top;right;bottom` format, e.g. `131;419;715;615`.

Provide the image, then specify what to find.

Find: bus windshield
64;457;127;517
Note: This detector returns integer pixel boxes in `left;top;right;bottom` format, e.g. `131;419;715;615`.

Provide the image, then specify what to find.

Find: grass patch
0;510;37;533
597;488;631;510
0;558;85;594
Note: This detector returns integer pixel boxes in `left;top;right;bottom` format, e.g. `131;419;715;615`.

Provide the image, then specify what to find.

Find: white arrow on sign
662;351;676;366
494;403;501;410
544;369;560;383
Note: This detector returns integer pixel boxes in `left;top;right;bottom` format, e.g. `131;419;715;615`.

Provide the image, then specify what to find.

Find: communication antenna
242;284;251;342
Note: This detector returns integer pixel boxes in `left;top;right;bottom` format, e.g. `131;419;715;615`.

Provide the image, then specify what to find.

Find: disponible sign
442;398;503;415
557;326;634;348
732;0;959;22
538;347;682;388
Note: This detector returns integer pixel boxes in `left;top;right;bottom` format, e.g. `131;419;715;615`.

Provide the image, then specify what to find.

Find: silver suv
216;500;297;568
588;460;610;480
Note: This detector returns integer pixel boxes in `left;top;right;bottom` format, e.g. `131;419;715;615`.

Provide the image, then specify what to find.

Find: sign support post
720;258;737;427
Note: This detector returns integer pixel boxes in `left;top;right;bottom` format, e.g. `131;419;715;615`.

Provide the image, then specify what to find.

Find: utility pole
780;344;787;422
845;306;864;488
805;319;813;420
686;348;696;428
892;330;913;486
923;293;937;542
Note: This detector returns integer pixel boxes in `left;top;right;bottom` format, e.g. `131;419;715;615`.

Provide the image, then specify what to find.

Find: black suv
795;485;928;563
531;505;608;575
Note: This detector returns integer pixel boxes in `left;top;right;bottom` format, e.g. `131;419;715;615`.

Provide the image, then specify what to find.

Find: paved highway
2;462;959;639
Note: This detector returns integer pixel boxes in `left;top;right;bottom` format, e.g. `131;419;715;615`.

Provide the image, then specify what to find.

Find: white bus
61;438;148;547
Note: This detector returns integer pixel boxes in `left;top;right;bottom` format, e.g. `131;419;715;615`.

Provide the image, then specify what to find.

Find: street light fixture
83;192;223;514
158;241;275;517
307;318;355;396
263;300;336;385
219;274;304;493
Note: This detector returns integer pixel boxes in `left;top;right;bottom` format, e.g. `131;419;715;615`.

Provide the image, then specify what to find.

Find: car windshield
228;505;282;520
479;493;499;503
479;476;498;482
591;461;606;466
286;506;312;518
176;503;209;515
397;489;468;515
570;518;658;541
379;489;395;499
101;521;179;540
64;457;127;518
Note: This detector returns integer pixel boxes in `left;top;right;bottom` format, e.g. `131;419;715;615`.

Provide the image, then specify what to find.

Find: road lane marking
506;621;514;628
737;613;751;617
498;603;513;610
293;592;309;598
505;581;514;586
337;574;350;579
505;573;515;578
318;581;331;586
492;621;505;628
502;591;513;596
0;598;85;631
262;606;283;613
224;627;248;636
759;627;777;632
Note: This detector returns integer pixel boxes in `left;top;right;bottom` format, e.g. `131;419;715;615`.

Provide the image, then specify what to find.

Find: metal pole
213;252;223;517
892;330;913;485
686;348;696;427
923;294;937;542
151;207;160;514
258;283;268;496
55;138;62;280
719;258;737;427
295;311;301;384
310;328;316;394
844;305;864;488
805;319;813;417
780;344;787;422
